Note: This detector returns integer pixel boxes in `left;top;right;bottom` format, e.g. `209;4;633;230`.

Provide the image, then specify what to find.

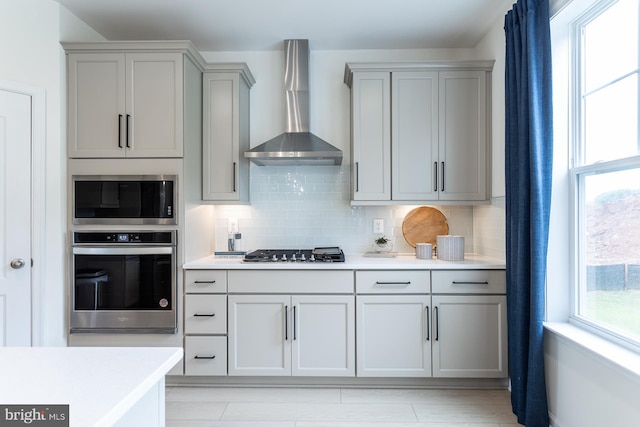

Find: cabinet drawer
356;271;430;294
185;295;227;334
431;270;505;294
228;270;353;294
184;336;227;376
185;270;227;293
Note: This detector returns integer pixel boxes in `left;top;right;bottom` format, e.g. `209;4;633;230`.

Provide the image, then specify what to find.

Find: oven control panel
73;231;176;245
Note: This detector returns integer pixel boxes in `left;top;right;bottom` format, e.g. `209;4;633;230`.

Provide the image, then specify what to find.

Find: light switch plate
373;218;384;234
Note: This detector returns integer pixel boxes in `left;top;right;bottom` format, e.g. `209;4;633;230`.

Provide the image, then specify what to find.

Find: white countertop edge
96;347;183;426
0;347;183;427
183;253;505;270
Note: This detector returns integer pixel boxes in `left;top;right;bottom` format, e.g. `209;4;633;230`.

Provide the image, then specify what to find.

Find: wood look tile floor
165;387;520;426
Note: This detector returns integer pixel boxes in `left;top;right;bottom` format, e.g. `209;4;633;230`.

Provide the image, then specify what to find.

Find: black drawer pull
194;355;216;360
194;280;216;284
374;281;411;286
193;313;215;317
451;281;489;285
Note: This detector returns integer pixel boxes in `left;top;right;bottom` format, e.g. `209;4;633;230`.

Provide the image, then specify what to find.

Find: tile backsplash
214;165;504;258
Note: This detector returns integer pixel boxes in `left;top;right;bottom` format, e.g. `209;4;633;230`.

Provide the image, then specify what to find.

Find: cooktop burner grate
243;247;345;263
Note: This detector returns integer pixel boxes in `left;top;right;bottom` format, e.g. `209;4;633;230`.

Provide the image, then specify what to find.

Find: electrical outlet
228;218;239;233
373;218;384;234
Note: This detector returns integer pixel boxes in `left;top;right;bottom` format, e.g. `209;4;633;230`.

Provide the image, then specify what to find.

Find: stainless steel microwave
72;175;177;225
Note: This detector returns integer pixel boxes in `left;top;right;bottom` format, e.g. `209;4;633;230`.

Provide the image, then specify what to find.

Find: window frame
569;0;640;352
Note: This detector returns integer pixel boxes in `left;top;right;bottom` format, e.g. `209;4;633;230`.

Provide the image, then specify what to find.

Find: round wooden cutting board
402;206;449;248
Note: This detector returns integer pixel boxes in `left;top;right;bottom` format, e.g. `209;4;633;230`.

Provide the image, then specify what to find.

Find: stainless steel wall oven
70;230;177;333
72;175;177;225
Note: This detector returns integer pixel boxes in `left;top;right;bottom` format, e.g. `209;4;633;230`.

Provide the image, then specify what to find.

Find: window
571;0;640;347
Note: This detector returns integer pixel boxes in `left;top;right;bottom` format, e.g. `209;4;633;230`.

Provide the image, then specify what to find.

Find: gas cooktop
243;247;345;263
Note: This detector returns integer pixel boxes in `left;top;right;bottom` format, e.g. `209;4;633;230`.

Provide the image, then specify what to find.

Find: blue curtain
504;0;553;426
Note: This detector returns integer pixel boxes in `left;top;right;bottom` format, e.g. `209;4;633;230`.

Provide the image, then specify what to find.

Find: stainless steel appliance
72;175;177;225
70;230;177;333
243;247;345;263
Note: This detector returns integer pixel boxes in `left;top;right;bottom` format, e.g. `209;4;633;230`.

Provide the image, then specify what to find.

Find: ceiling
55;0;515;52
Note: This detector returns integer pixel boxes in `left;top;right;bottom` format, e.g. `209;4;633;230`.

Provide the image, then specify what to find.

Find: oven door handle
72;247;174;255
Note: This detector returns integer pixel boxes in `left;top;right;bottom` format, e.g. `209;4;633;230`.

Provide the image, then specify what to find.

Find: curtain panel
504;0;553;426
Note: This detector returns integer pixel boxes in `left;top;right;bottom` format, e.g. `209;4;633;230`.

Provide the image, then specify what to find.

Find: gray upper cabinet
64;42;204;158
202;64;255;203
344;61;493;205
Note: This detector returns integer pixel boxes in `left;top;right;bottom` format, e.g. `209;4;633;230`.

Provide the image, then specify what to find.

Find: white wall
0;0;104;346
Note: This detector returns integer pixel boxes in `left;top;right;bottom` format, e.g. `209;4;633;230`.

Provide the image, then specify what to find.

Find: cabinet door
356;295;431;377
438;70;487;201
392;71;439;201
202;72;250;202
228;295;291;376
291;295;355;377
432;295;507;378
351;72;391;201
67;53;126;158
125;52;183;157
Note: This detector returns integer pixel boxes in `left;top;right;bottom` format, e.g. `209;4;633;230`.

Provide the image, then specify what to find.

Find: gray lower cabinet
431;270;508;378
181;268;506;379
227;271;355;377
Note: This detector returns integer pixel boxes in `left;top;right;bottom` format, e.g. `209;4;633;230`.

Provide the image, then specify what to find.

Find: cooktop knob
300;253;306;261
310;254;315;262
291;254;297;262
272;254;278;262
281;254;287;261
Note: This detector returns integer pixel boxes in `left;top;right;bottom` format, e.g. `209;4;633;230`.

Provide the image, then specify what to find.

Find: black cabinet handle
441;161;445;192
293;306;297;341
285;305;288;341
194;355;216;360
434;306;439;341
118;114;123;148
232;162;237;192
126;114;131;148
425;306;430;341
194;280;216;284
193;313;215;317
433;161;438;192
452;281;489;285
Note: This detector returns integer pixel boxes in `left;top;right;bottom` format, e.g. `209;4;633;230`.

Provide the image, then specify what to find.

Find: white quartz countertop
0;346;182;427
184;253;505;270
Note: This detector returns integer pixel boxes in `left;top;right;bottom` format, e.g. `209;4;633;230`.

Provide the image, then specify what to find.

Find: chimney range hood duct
244;39;343;166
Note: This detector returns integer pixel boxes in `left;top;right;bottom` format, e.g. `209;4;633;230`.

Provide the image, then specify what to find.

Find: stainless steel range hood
245;39;343;166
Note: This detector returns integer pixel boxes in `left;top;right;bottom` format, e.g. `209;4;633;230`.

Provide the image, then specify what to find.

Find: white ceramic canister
436;235;465;261
415;243;433;259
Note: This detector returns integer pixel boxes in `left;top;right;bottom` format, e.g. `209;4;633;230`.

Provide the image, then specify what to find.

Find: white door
291;295;355;377
0;89;32;346
228;295;291;376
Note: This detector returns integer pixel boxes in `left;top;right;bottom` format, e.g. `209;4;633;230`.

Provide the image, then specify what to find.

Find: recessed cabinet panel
127;53;183;157
291;295;355;377
351;72;391;201
68;53;126;158
356;295;431;377
202;69;252;203
228;295;290;376
438;71;487;201
431;270;505;294
432;295;507;378
356;270;430;294
392;71;439;200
